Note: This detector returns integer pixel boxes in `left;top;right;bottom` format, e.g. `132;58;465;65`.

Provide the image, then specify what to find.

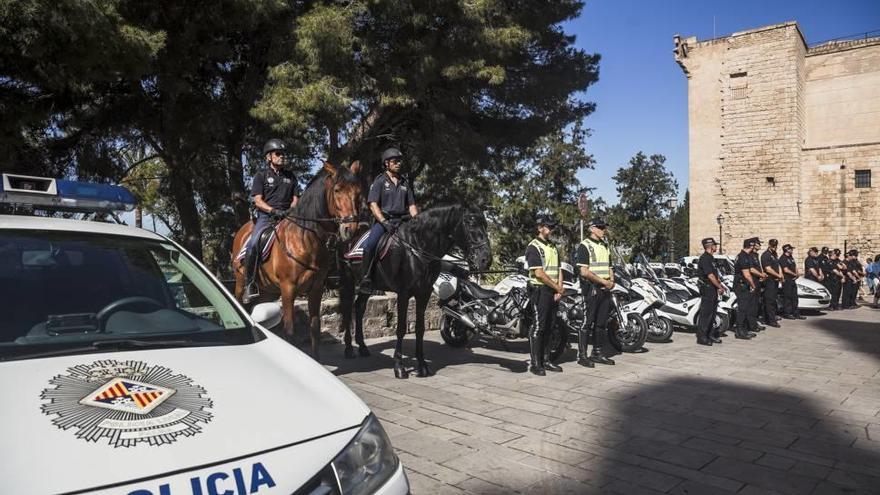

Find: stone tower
674;22;880;255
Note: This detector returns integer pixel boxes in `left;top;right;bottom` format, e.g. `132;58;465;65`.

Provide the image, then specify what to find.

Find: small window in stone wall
730;72;748;100
855;170;871;188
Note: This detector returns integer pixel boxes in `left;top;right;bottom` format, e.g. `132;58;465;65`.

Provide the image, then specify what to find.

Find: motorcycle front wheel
439;314;474;347
713;312;731;334
645;314;674;343
610;313;648;352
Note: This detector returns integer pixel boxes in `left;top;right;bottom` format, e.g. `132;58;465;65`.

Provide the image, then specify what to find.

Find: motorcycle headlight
330;414;399;495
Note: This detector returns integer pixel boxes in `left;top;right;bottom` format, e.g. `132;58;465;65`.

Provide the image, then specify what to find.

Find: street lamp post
666;198;678;262
716;214;724;254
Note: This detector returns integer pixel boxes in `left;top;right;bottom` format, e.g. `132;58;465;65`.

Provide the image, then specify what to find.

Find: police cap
768;239;778;247
537;215;558;229
832;248;841;255
742;238;753;248
701;237;717;248
782;244;794;251
809;246;819;253
588;218;608;229
821;246;829;254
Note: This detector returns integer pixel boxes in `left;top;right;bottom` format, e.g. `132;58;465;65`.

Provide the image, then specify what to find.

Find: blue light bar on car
0;173;136;212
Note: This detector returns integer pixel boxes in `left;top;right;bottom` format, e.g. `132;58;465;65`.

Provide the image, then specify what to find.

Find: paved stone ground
323;305;880;494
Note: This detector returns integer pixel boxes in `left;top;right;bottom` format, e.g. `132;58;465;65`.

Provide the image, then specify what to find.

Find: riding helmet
381;147;403;162
262;139;287;156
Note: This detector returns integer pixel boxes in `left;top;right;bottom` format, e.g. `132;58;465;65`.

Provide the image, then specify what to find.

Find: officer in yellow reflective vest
574;218;615;365
524;215;565;376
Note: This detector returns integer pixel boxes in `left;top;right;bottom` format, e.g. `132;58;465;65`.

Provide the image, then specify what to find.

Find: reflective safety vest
581;237;611;279
527;238;559;286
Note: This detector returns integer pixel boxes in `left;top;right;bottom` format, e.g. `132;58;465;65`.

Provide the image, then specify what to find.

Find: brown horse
231;161;364;360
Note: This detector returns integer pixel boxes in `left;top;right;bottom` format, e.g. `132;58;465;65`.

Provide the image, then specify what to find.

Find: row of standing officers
695;238;866;346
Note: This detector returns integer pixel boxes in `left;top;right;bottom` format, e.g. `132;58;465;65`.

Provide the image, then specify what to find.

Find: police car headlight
332;414;399;495
799;285;818;295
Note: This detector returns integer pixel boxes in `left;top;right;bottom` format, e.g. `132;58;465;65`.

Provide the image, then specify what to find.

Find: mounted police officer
696;237;725;345
360;147;419;292
243;139;300;303
525;215;565;376
733;238;758;339
760;239;783;327
574;218;615;365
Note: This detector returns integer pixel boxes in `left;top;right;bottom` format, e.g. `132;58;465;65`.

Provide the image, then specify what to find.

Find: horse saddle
235;226;277;264
344;231;397;262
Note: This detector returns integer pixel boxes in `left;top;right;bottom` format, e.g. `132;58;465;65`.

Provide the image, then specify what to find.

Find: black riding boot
590;327;615;365
544;333;562;372
529;334;545;376
242;247;260;304
577;329;594;367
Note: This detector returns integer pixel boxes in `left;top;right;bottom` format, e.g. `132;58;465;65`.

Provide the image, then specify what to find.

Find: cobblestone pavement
323;306;880;494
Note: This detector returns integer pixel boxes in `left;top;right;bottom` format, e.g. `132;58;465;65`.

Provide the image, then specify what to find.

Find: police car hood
0;333;370;493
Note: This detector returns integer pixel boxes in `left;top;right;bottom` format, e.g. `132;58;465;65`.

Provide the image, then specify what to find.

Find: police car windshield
0;231;253;360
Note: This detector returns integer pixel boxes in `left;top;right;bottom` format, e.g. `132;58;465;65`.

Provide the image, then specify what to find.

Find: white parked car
0;174;409;494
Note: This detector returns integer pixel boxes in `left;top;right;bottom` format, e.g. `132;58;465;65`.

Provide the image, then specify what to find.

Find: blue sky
565;0;880;204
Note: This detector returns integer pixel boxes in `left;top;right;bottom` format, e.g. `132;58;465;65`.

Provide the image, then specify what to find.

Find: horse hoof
344;347;356;359
358;345;371;357
393;364;409;379
416;363;433;378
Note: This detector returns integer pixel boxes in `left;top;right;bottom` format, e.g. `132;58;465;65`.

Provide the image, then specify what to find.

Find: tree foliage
490;123;594;263
606;152;678;259
0;0;599;276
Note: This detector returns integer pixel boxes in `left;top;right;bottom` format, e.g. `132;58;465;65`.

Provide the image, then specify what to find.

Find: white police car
0;174;409;494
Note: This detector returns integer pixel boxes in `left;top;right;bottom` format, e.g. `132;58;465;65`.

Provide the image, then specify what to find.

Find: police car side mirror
250;302;282;329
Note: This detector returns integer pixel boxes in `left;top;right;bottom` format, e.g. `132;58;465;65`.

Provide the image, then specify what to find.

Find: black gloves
270;208;288;220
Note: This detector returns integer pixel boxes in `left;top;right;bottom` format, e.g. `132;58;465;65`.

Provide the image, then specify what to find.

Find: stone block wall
292;293;443;342
676;22;879;255
716;23;805;249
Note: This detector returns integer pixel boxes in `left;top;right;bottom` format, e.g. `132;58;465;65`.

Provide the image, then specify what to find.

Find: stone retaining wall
292;293;443;342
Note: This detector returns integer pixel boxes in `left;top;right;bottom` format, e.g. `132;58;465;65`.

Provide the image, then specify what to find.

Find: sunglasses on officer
271;150;286;157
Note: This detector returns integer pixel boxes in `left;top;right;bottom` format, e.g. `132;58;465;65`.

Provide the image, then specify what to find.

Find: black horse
338;204;492;378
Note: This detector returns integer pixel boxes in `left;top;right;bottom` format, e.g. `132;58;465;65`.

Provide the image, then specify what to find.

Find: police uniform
525;233;561;375
249;166;299;250
760;245;781;325
843;252;860;308
361;170;416;287
733;241;757;338
696;238;721;345
818;249;831;292
574;222;614;365
779;245;799;318
748;240;764;329
828;250;844;310
804;251;821;283
244;165;299;301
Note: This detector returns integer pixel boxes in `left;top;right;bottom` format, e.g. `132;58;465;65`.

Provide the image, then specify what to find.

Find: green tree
1;1;599;276
255;0;600;204
606;152;678;259
672;189;690;258
490;123;595;263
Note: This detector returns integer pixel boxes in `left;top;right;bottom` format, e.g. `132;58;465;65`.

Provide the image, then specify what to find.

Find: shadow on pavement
581;377;880;494
324;338;529;377
813;318;880;361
